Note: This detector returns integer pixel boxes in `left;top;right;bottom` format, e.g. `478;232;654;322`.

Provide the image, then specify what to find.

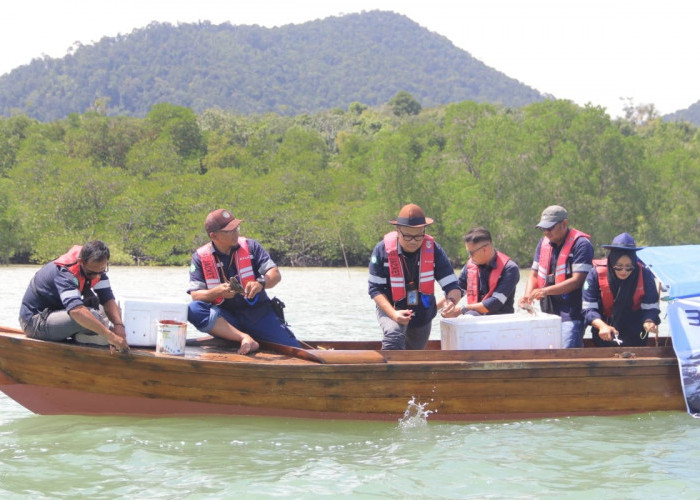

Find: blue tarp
637;245;700;299
668;297;700;417
637;245;700;417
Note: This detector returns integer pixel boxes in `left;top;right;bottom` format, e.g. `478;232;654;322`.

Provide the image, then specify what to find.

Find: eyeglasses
467;243;490;256
612;265;635;273
398;230;425;242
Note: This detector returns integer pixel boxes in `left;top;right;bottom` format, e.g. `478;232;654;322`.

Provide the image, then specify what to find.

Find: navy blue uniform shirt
20;262;114;324
188;239;276;312
531;232;593;321
457;253;520;314
368;237;459;326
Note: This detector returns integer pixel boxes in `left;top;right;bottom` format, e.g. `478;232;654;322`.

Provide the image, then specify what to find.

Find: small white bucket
156;320;187;355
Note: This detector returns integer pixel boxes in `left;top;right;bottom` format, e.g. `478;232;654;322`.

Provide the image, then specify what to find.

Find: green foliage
0;99;698;267
0;12;543;121
388;91;422;116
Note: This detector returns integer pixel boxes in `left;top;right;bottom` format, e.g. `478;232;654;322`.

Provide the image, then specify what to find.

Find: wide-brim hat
389;203;433;227
602;232;645;251
205;209;243;233
535;205;568;229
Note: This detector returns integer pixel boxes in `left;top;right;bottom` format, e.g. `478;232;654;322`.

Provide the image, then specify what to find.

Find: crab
228;277;245;294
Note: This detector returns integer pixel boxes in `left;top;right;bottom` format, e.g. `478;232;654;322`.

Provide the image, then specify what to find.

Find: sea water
0;266;696;499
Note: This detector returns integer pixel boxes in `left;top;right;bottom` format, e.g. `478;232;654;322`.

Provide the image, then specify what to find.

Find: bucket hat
602;232;645;251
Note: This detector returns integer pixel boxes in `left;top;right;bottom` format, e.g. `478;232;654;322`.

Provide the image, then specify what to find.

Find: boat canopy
637;245;700;299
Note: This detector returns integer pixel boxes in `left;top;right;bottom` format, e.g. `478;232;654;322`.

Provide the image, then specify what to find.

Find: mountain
663;100;700;126
0;11;545;121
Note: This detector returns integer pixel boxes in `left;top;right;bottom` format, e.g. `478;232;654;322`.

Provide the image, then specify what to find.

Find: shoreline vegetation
1;97;698;267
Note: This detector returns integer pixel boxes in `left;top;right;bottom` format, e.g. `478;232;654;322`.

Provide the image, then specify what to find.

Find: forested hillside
1;97;698;267
0;11;543;121
664;100;700;126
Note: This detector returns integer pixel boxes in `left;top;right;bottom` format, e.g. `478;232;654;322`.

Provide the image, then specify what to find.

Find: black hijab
606;248;640;331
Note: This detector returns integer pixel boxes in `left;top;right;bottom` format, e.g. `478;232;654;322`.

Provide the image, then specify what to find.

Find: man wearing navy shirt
441;227;520;317
519;205;594;347
368;204;461;350
19;240;129;353
187;209;300;354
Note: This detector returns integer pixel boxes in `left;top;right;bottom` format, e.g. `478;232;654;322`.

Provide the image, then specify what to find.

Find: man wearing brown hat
368;204;461;350
186;209;300;354
519;205;593;348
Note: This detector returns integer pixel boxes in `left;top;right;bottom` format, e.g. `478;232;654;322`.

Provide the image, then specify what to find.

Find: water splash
398;397;434;429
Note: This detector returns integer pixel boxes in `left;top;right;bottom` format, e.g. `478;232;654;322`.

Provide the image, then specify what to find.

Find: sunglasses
612;265;635;273
83;267;108;278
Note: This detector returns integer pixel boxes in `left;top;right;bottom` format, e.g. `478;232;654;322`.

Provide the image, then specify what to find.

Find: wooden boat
0;326;685;421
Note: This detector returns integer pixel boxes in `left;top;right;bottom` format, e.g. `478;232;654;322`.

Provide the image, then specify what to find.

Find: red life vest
536;228;590;287
466;251;510;304
54;245;101;292
383;232;435;302
594;258;645;317
197;238;255;305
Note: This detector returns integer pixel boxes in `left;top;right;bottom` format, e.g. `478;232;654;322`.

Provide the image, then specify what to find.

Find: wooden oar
0;326;24;334
258;340;326;363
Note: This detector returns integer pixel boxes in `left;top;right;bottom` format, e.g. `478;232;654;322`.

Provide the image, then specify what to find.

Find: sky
1;0;698;118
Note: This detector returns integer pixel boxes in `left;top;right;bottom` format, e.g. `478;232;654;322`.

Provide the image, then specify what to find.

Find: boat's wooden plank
1;339;682;405
0;330;686;418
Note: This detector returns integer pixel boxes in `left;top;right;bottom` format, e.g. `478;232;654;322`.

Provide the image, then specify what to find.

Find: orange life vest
594;258;645;317
466;251;510;304
197;238;255;305
536;228;590;287
54;245;101;292
383;232;435;302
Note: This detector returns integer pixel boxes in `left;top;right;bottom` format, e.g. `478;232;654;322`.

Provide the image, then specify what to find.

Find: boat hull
0;329;686;421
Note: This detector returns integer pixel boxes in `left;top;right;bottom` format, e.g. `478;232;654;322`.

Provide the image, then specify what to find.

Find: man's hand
597;324;618;342
394;309;414;325
244;280;264;300
108;330;131;355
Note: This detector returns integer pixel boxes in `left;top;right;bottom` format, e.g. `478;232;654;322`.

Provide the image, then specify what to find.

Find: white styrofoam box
440;312;562;350
119;297;189;346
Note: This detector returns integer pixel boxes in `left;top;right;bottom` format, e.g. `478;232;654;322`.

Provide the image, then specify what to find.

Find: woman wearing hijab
582;233;661;347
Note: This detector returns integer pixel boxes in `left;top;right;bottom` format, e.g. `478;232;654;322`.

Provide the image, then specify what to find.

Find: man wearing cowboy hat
186;209;300;354
368;204;461;350
519;205;594;348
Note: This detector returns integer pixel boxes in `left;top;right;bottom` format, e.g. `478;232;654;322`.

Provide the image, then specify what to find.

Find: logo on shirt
371;255;377;264
583;281;589;290
190;263;196;273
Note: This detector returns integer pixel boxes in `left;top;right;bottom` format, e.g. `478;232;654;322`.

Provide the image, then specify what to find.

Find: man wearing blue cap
368;203;462;350
519;205;594;347
582;233;660;347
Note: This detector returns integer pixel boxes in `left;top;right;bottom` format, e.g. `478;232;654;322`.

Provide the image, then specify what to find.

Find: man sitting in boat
582;233;661;347
368;203;461;350
440;227;520;317
187;209;300;354
519;205;594;348
19;240;130;353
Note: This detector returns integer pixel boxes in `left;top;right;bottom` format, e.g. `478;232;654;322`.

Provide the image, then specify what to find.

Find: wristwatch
256;276;266;287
